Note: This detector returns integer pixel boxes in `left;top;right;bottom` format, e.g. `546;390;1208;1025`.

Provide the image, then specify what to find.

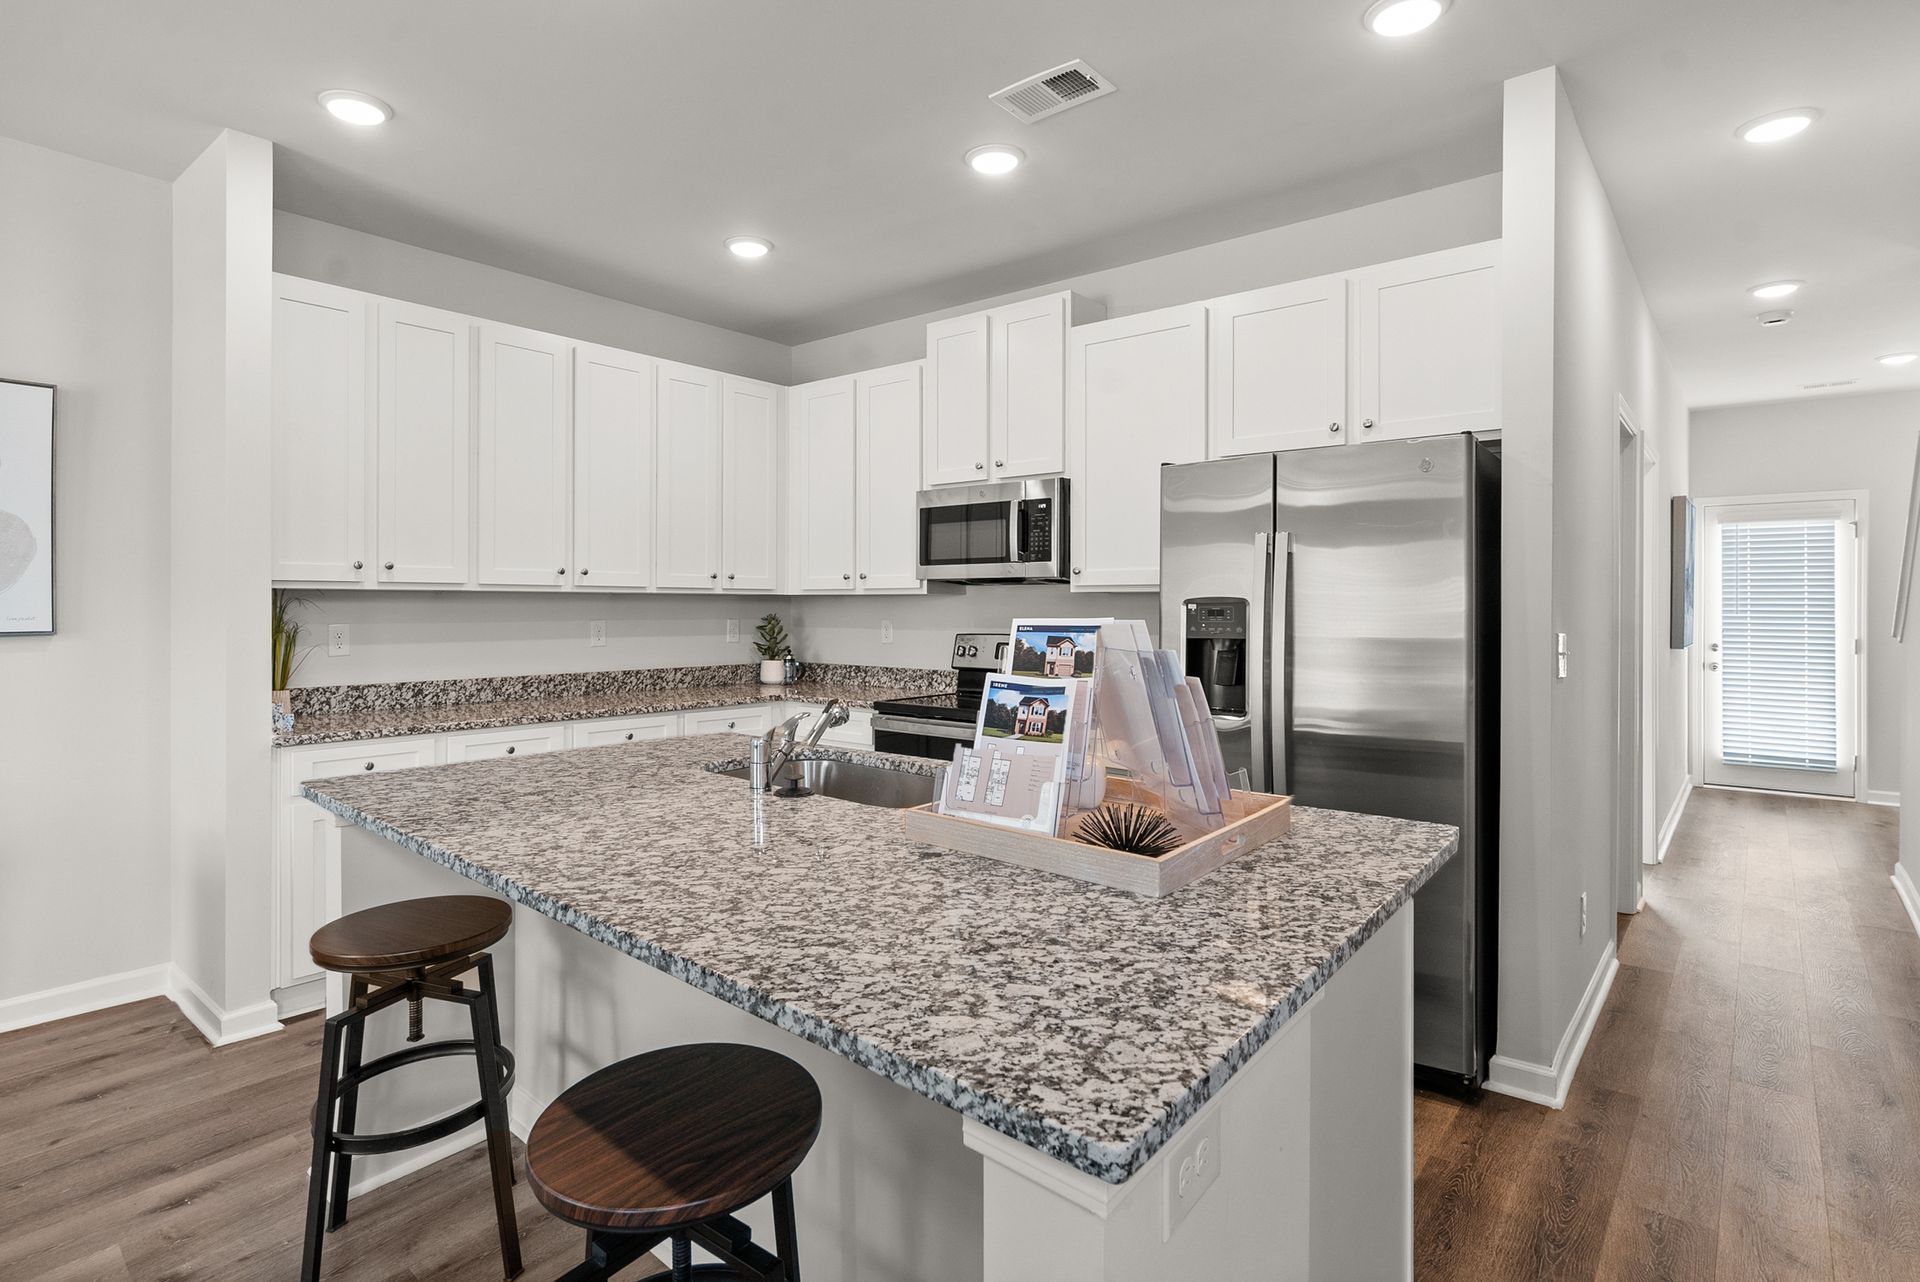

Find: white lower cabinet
442;724;566;762
569;714;680;747
278;736;440;1004
682;705;777;736
816;707;875;751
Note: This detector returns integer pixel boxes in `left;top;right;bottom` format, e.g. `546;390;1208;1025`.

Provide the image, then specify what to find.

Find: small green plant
753;612;792;661
271;588;310;690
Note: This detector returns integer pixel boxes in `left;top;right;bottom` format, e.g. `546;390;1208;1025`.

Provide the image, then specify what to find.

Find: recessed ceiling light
725;236;773;260
1749;280;1802;300
317;90;393;127
1363;0;1449;37
1736;108;1820;144
1879;352;1919;367
965;144;1025;176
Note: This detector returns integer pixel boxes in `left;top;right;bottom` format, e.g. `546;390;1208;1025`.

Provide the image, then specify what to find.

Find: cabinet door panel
654;362;722;589
477;324;571;586
1207;276;1348;457
1068;306;1207;590
442;725;564;762
1353;242;1500;441
990;294;1068;478
923;313;989;486
857;362;925;591
569;714;679;747
795;378;857;591
272;277;369;583
682;705;776;736
722;377;780;592
377;302;472;583
573;345;655;589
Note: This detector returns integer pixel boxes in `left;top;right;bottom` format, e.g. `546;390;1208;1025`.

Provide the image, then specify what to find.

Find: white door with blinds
1700;498;1859;797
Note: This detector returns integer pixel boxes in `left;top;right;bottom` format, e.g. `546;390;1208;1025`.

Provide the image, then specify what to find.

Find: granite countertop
302;736;1458;1184
275;663;953;747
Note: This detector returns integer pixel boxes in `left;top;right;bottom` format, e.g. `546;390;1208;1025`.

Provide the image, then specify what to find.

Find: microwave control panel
1017;497;1053;561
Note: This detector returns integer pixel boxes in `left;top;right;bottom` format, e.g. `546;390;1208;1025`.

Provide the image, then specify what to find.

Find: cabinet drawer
570;715;680;748
681;705;776;736
287;736;440;796
443;725;565;762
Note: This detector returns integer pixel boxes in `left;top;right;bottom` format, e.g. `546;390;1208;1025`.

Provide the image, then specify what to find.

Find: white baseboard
1893;864;1920;939
273;976;326;1020
1655;778;1693;864
166;967;284;1047
0;963;172;1035
1485;940;1619;1109
1866;789;1901;808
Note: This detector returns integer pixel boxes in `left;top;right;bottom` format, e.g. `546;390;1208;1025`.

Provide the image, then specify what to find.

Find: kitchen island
303;736;1457;1281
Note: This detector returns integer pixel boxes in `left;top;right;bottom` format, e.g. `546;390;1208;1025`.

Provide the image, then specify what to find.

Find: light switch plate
1163;1104;1222;1239
880;620;894;644
726;619;740;644
589;620;607;648
328;624;350;658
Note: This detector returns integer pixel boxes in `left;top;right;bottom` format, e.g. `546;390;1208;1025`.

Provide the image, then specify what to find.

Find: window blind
1718;519;1839;772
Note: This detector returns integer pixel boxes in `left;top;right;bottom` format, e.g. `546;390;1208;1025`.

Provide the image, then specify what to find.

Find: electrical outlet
1580;891;1588;937
1163;1104;1221;1239
726;619;740;644
880;620;894;644
589;620;607;648
328;624;350;657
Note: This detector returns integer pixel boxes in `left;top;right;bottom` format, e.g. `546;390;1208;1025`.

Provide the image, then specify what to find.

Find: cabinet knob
975;462;985;470
384;561;395;570
557;567;566;576
579;568;589;576
709;572;718;580
728;573;736;580
842;573;851;581
506;745;516;755
859;572;868;580
624;732;634;741
994;459;1004;467
352;560;364;570
727;720;736;729
1362;419;1375;432
1328;422;1341;434
1072;567;1082;575
364;762;374;771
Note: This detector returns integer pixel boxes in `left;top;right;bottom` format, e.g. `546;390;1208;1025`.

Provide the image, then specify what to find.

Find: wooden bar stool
300;895;521;1282
526;1043;822;1280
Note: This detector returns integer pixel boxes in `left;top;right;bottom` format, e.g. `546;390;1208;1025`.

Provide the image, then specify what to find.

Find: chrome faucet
756;699;853;795
802;699;851;747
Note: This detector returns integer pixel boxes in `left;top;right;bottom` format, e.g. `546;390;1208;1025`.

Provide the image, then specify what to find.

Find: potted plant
271;589;308;730
754;613;792;685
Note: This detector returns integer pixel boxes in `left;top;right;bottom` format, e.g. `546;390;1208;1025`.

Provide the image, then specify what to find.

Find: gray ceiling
1;0;1914;406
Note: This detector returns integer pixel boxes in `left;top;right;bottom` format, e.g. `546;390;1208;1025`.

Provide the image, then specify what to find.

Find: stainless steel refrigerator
1161;434;1498;1088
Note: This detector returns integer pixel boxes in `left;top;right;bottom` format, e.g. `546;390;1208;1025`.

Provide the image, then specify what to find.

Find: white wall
1691;389;1920;802
790;175;1502;382
791;587;1159;670
1492;69;1692;1096
0;137;173;1005
274;212;791;385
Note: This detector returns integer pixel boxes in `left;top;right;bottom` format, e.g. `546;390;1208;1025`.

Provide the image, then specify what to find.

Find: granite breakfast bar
303;735;1458;1282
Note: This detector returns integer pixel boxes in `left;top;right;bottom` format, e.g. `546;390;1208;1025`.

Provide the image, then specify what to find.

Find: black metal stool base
554;1190;799;1282
300;953;521;1282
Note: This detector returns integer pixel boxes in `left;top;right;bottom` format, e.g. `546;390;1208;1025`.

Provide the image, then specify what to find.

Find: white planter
759;659;788;685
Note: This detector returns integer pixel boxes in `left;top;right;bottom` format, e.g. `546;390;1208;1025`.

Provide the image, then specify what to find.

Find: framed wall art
1669;494;1696;649
0;379;56;635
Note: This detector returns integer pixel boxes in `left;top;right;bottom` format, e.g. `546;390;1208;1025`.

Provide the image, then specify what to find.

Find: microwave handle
1012;499;1033;561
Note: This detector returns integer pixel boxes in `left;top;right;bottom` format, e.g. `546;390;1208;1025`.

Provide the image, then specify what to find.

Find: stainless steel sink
710;757;936;809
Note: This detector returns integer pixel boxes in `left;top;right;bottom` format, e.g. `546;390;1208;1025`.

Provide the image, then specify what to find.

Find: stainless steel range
869;633;1009;760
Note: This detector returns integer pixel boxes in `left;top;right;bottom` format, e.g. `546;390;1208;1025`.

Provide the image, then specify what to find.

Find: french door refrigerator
1160;434;1498;1088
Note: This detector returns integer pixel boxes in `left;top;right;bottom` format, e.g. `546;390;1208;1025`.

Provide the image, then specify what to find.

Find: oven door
871;713;974;762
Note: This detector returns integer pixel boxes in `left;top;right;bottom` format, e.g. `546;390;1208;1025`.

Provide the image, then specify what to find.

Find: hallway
1413;788;1917;1280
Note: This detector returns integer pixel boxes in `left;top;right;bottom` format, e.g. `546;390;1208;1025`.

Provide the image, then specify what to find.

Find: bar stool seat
301;895;521;1282
527;1043;821;1280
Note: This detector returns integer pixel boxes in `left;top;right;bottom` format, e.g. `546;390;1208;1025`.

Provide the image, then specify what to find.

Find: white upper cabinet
922;292;1104;487
721;376;781;592
272;276;369;584
653;361;723;589
1351;241;1501;442
1207;274;1349;458
572;344;656;590
1068;306;1208;591
377;301;473;584
922;313;989;486
793;377;857;591
855;361;924;591
476;323;572;587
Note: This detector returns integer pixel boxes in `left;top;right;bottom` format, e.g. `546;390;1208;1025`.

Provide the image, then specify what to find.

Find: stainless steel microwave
915;478;1068;583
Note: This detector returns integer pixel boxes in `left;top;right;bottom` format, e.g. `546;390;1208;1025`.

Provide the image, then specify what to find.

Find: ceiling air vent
1801;379;1859;391
989;60;1117;124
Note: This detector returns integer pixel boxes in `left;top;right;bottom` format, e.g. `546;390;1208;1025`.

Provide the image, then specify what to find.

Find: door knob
1707;662;1720;671
1709;641;1719;652
1328;422;1341;434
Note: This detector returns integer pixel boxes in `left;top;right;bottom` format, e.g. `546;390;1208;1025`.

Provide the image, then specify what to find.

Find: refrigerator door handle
1269;530;1290;796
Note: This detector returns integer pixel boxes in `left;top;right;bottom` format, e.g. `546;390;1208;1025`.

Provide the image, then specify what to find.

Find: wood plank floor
1415;787;1920;1282
0;999;662;1280
2;786;1910;1280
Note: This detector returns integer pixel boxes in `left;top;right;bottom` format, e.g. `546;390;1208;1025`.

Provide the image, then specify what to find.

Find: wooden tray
901;780;1292;897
